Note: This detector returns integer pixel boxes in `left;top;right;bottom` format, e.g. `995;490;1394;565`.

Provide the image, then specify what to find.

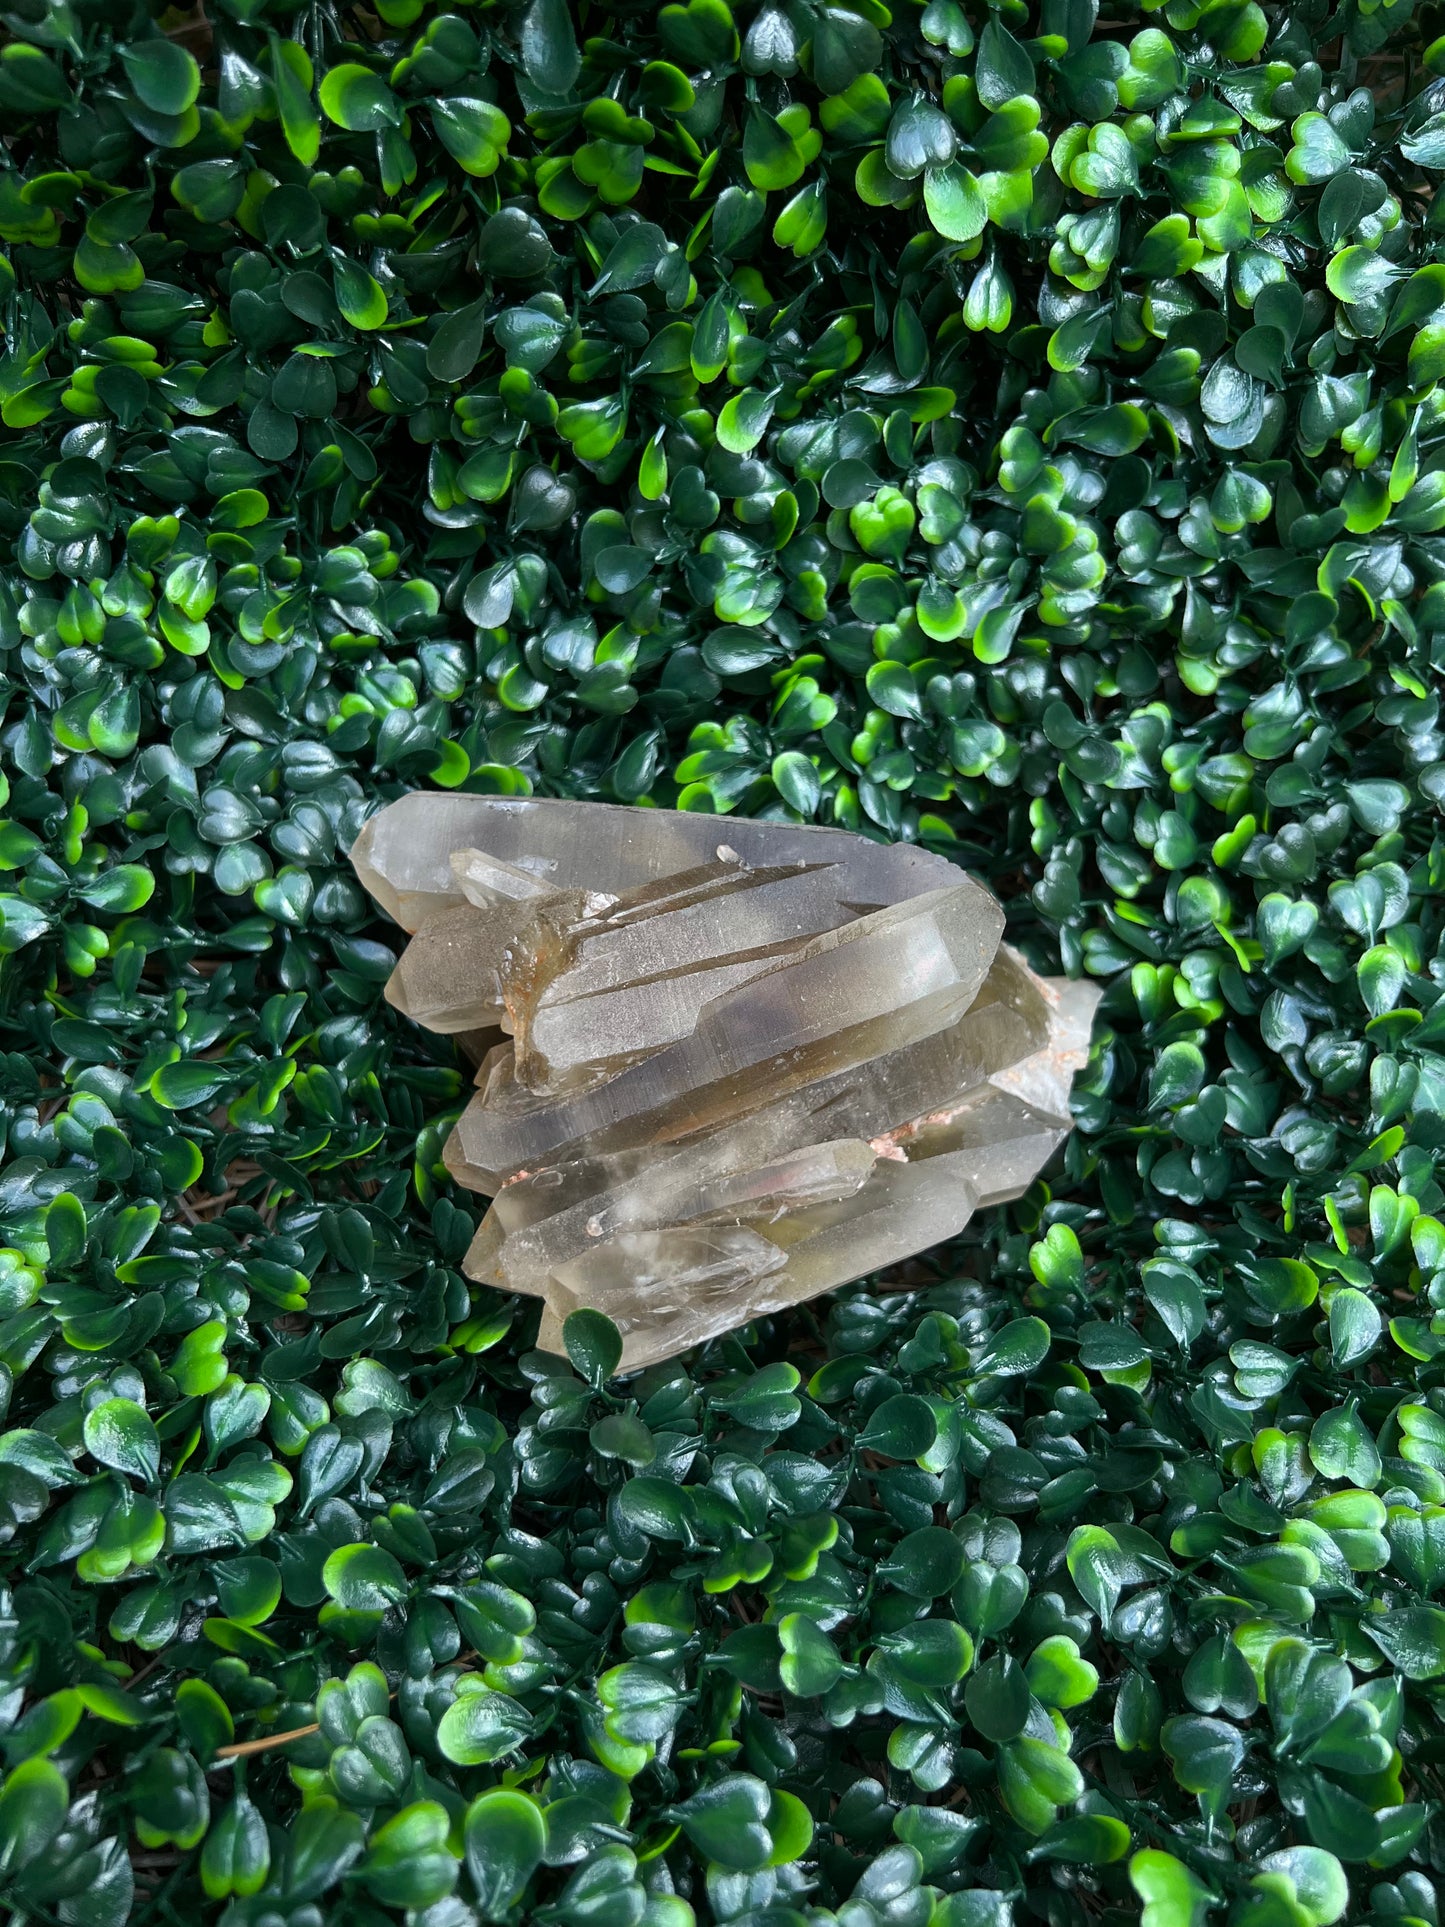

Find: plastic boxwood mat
2;0;1445;1922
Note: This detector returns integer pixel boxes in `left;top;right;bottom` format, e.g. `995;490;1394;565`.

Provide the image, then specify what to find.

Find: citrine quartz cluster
351;795;1100;1372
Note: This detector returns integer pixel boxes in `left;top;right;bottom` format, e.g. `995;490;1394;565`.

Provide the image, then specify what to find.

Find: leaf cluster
2;0;1445;1921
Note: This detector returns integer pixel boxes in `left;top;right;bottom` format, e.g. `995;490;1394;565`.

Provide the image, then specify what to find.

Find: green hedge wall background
2;0;1445;1920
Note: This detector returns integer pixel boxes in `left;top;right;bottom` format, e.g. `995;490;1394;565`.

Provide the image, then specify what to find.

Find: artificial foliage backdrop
0;0;1444;1921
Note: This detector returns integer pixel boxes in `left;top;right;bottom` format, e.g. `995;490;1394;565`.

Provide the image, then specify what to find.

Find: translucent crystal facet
353;796;1100;1370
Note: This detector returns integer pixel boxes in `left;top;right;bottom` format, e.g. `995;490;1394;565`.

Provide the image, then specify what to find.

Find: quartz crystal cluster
351;796;1100;1371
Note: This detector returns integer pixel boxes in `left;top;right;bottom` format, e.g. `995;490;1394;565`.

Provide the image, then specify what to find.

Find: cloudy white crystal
352;795;1100;1371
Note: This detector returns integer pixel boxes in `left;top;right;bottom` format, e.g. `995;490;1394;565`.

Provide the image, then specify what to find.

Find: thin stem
213;1719;319;1761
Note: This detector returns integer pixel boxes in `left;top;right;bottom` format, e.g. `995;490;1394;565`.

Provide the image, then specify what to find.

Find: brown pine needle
214;1721;319;1761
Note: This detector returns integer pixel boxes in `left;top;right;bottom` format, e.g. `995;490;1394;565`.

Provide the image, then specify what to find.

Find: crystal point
353;796;1100;1370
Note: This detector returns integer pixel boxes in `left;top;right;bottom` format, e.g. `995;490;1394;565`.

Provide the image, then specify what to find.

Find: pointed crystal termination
352;796;1101;1372
500;858;863;1092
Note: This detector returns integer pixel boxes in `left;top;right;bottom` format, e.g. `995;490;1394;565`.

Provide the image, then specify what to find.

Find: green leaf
743;105;805;190
288;1798;367;1902
857;1393;937;1460
0;1758;69;1875
1287;113;1350;184
478;207;555;279
766;1787;814;1864
333;256;388;330
850;486;915;561
321;1543;408;1612
1328;1287;1381;1367
121;40;201;116
976;17;1035;108
778;1613;842;1696
1253;1850;1348;1927
428;297;491;383
878;1526;965;1597
436;1683;531;1764
83;1397;161;1484
358;1802;458;1911
520;0;582;94
269;37;320;166
924;162;987;241
563;1308;622;1384
589;1413;656;1465
1161;1713;1244;1795
669;1775;773;1871
319;62;401;131
464;1790;546;1920
973;1316;1051;1376
1129;214;1202;278
172;1320;229;1396
773;178;827;256
201;1792;270;1901
998;1736;1084;1833
432;98;511;177
45;1191;87;1267
1131;1850;1217;1927
1358;943;1406;1017
176;1678;234;1761
717;388;776;455
886;95;957;177
1326;245;1400;306
1035;1814;1132;1865
966;1653;1031;1740
1026;1635;1100;1709
1030;1224;1085;1296
659;0;738;65
1361;1606;1445;1679
1070;124;1140;197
